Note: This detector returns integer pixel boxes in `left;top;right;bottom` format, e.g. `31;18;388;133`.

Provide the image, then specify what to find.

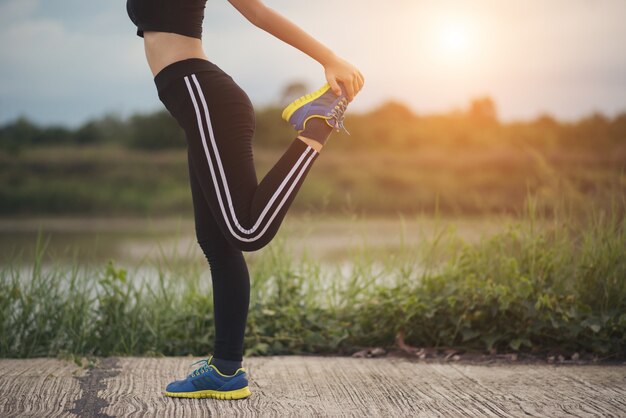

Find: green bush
1;203;624;359
127;110;186;150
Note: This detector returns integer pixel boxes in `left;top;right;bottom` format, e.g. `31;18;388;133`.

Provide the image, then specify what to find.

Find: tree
0;116;39;153
609;112;626;142
75;121;101;145
280;81;308;106
370;101;415;121
468;97;498;125
128;110;186;150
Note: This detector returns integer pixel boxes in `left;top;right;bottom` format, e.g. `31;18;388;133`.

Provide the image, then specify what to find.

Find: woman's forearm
228;0;364;100
247;4;338;66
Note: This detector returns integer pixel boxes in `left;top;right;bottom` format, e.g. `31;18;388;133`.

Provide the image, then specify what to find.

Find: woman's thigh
187;148;224;245
191;70;259;222
164;67;260;235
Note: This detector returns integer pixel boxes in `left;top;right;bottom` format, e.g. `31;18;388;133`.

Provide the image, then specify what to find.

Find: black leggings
154;58;321;360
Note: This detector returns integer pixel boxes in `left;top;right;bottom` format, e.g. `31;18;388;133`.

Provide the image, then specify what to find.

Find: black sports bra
126;0;207;39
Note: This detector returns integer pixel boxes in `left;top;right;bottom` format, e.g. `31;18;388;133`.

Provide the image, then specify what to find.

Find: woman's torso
143;32;208;77
127;0;209;77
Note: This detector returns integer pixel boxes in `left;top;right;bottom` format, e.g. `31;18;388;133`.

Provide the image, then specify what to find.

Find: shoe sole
163;386;251;400
281;83;332;123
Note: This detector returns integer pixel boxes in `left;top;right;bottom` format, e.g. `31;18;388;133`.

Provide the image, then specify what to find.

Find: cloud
0;0;152;125
0;0;39;22
1;0;626;126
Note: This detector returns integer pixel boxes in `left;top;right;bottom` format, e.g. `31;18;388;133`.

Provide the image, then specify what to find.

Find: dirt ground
1;356;624;417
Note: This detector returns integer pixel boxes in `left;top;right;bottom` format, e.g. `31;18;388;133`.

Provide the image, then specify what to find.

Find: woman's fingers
353;78;360;98
328;77;342;96
344;79;355;102
351;70;364;99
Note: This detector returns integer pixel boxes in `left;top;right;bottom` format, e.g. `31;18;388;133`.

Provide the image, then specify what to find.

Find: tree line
1;97;625;154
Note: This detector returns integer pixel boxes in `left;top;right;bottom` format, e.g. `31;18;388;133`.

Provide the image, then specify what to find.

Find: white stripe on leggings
184;74;317;243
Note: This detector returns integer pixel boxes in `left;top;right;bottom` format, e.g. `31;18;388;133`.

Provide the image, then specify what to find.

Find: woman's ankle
297;136;323;152
299;117;333;147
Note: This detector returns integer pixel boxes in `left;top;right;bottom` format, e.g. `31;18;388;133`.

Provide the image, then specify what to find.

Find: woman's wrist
318;48;338;67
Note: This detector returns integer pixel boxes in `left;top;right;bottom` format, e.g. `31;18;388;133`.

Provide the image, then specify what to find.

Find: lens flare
442;25;468;53
430;16;477;63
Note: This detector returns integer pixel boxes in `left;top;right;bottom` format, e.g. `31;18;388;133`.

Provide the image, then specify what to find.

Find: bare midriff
143;31;209;78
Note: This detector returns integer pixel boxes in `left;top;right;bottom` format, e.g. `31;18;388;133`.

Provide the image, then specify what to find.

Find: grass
1;137;624;217
0;199;624;360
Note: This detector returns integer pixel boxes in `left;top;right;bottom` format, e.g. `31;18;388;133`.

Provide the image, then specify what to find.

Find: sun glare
442;25;467;53
431;16;477;62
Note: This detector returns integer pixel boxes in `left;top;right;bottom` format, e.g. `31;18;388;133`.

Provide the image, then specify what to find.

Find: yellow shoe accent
163;386;252;400
281;83;332;122
208;364;247;378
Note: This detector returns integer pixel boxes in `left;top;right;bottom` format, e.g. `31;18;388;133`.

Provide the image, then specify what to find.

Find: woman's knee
231;234;273;253
197;235;240;263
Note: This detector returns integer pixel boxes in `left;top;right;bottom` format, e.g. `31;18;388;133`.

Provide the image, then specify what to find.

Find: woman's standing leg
187;148;250;372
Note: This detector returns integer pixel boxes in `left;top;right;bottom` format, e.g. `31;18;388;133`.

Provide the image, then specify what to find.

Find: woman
126;0;364;400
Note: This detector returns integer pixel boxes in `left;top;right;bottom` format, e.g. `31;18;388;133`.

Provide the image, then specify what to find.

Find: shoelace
328;98;350;135
188;358;211;378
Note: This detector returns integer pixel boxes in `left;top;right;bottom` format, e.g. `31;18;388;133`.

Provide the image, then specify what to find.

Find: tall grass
0;201;624;359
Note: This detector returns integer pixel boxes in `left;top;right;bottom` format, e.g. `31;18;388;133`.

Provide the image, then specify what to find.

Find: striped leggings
154;58;320;360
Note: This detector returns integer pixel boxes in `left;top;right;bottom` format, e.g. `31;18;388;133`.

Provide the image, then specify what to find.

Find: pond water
0;214;507;269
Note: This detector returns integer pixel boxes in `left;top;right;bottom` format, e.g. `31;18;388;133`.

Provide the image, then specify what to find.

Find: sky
0;0;625;127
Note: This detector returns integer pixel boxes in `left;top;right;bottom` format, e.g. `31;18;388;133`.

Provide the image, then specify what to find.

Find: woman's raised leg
160;61;322;252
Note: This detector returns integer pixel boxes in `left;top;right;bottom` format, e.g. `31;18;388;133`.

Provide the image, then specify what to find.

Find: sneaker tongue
188;358;211;377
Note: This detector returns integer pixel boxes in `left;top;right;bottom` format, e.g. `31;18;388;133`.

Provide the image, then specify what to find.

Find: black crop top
126;0;207;39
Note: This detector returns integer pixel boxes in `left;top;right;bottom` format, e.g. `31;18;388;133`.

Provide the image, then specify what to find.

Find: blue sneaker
282;83;350;135
163;356;251;400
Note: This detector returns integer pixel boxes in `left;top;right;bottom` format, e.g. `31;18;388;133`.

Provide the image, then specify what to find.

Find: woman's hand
324;55;365;102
